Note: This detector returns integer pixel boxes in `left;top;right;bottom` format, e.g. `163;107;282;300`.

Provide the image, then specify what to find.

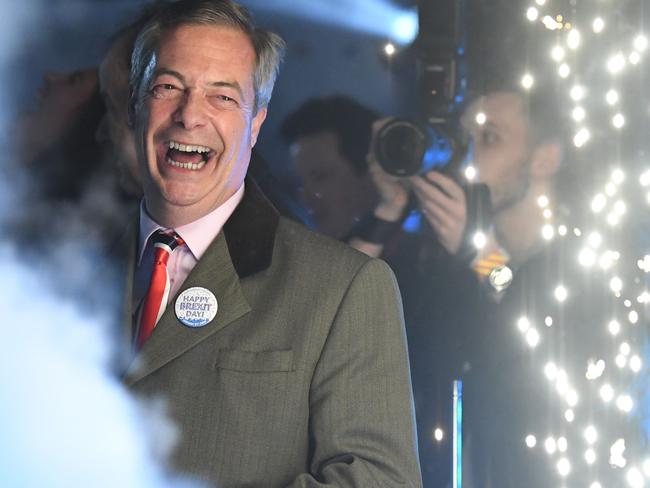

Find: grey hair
129;0;285;116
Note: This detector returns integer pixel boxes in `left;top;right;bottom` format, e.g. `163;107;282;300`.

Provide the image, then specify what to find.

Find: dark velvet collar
223;177;279;279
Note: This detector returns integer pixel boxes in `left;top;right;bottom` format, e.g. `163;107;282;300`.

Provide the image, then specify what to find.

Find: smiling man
122;1;421;487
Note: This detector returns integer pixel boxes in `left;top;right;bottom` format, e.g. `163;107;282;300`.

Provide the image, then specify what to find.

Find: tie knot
150;229;185;253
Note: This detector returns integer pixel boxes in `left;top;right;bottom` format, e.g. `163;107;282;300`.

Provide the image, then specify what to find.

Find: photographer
351;80;566;487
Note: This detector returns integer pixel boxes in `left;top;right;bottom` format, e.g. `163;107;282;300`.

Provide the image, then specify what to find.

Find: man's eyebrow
152;69;246;101
153;68;186;83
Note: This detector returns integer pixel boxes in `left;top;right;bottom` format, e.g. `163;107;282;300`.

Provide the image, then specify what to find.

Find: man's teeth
168;140;211;153
166;157;206;170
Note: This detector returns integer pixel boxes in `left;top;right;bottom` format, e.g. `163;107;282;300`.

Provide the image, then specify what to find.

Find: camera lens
375;118;454;176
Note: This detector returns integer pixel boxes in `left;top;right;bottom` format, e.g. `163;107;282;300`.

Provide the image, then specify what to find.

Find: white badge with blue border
175;287;218;328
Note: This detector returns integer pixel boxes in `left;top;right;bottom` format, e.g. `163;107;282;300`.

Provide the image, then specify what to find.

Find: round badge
489;264;513;292
175;287;218;328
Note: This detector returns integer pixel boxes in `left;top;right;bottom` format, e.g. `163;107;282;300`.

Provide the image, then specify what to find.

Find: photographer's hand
348;119;410;258
411;171;467;255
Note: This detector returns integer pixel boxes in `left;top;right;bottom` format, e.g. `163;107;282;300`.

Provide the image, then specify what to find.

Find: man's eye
210;94;238;106
151;84;180;98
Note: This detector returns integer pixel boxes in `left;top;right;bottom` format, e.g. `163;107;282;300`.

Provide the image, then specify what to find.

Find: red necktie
136;230;185;349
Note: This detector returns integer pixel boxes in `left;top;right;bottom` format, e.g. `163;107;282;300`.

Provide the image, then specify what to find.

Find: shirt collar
137;183;245;265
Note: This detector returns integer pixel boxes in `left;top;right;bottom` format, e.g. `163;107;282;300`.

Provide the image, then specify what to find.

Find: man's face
461;92;532;211
134;24;266;224
291;131;372;239
97;38;141;197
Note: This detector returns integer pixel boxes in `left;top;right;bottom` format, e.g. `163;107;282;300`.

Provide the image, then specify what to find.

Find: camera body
375;0;467;178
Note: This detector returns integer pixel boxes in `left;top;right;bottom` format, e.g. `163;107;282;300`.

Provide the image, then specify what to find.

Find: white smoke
0;2;206;488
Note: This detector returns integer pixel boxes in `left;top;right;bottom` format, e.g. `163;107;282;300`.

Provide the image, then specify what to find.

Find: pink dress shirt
133;184;245;318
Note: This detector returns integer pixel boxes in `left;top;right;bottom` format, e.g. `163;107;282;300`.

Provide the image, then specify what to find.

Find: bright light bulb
526;328;540;347
578;248;596;267
590;482;602;488
570;85;586;101
521;73;534;89
640;170;650;186
585;448;597;464
608;320;621;335
567;29;580;49
584;425;598;444
610;276;623;293
630;355;642;373
593;17;605;33
610;438;627;468
566;389;578;406
559;63;571;78
551;45;565;62
613;113;626;128
600;384;614;402
464;165;477;181
557;457;571;477
614;200;626;215
564;409;574;422
607;52;626;74
616;395;633;412
526;7;539;22
545;437;557;454
591;193;607;213
433;427;444;441
572;106;586;122
616;354;628;368
629;310;639;324
545;316;553;327
588;232;603;248
620;342;631;355
544;361;557;380
626;467;644;488
635;34;648;52
612;168;625;183
517;316;531;333
384;43;396;56
475;112;486;125
473;231;487;249
606;89;619;105
537;195;549;208
557;437;568;452
525;434;537;448
535;0;546;5
558;225;567;236
554;285;568;302
574;127;590;147
542;224;554;240
630;51;641;65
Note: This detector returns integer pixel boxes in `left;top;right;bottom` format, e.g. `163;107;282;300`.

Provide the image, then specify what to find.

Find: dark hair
466;69;568;149
281;95;379;174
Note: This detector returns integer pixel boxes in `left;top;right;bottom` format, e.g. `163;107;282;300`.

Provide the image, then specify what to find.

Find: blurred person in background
282;95;380;238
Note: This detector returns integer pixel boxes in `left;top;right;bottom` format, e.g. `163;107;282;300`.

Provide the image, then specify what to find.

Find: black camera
374;0;467;178
374;118;459;177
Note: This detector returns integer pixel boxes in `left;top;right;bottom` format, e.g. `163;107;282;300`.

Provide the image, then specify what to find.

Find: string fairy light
507;3;650;486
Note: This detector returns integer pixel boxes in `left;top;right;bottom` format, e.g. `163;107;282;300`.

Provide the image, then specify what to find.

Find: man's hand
366;118;410;222
411;171;467;255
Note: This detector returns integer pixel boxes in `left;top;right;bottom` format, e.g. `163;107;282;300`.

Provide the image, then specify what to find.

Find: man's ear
250;107;267;147
530;141;562;180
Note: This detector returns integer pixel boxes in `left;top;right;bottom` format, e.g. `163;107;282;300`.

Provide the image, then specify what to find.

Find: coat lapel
123;179;279;385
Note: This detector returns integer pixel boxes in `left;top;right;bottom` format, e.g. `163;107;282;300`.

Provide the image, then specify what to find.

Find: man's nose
173;91;208;129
